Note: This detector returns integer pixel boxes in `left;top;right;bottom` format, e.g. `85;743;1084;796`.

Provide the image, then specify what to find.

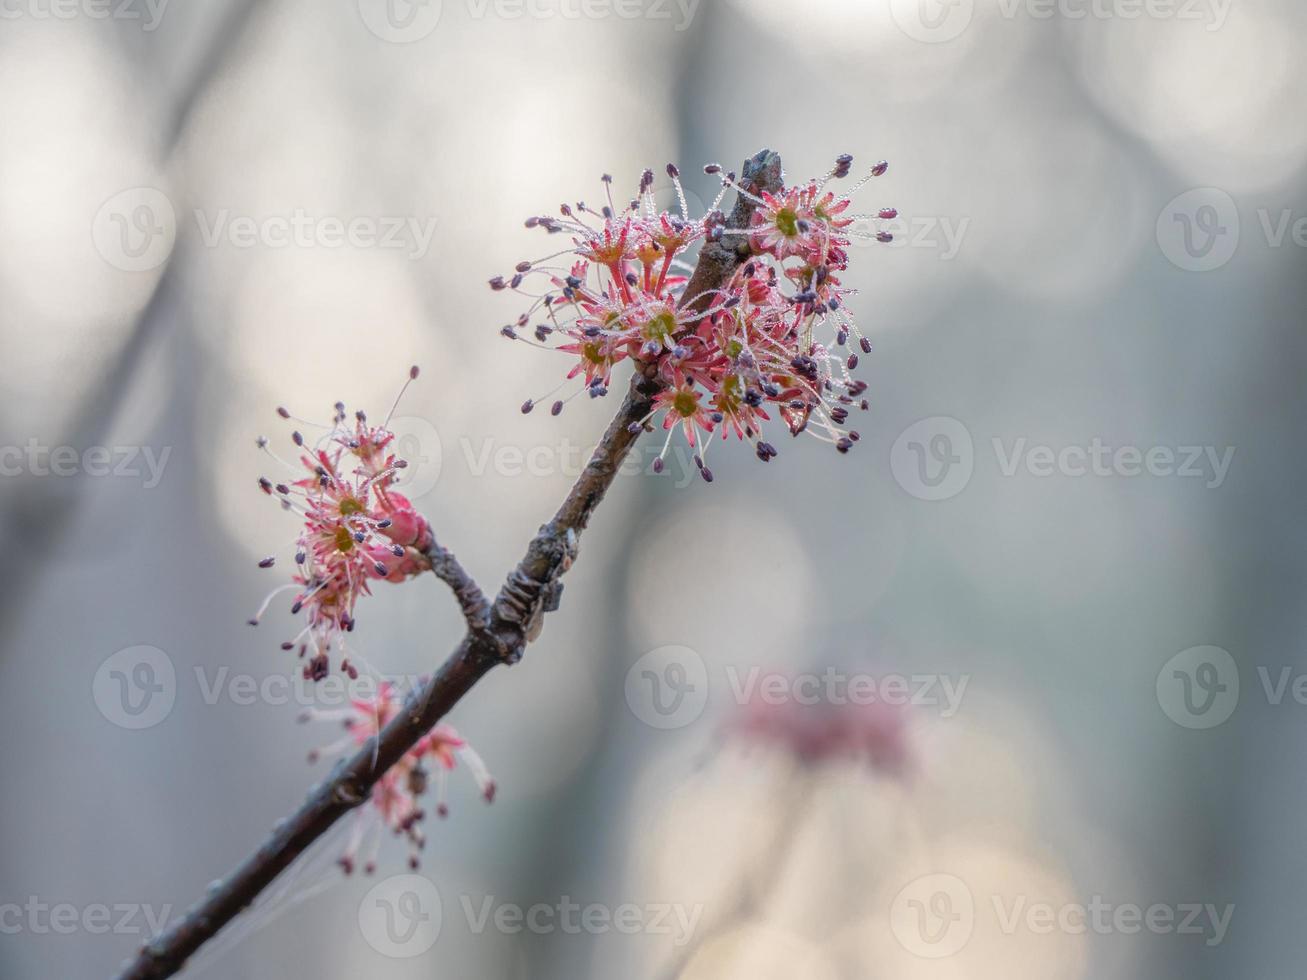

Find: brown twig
112;149;784;980
422;539;491;631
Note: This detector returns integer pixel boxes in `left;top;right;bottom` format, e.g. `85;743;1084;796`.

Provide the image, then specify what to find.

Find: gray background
0;0;1303;977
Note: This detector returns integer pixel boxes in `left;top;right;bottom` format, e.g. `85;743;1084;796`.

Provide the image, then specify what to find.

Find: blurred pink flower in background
727;672;911;778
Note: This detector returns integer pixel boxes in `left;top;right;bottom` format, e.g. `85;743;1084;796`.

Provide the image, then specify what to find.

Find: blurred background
0;0;1303;977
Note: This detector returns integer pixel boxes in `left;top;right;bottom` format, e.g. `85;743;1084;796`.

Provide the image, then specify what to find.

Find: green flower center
775;207;800;238
672;389;699;417
717;375;742;412
334;525;355;552
643;311;678;343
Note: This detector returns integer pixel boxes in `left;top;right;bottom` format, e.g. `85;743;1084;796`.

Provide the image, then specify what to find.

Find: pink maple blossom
493;156;894;480
249;368;434;681
302;681;495;873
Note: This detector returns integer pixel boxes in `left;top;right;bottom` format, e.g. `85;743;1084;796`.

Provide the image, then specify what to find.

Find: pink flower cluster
250;368;432;680
729;681;910;777
493;155;893;480
303;682;495;873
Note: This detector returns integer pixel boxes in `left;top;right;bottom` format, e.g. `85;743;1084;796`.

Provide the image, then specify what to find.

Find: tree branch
421;538;491;631
112;149;784;980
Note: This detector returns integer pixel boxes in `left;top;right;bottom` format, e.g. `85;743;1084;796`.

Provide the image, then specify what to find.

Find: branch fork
113;150;785;980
